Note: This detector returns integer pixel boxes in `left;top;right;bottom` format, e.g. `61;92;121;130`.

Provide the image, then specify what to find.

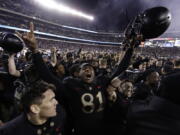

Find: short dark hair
21;80;56;113
69;64;80;76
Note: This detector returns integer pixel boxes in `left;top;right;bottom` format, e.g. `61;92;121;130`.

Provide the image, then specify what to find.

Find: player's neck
27;113;47;125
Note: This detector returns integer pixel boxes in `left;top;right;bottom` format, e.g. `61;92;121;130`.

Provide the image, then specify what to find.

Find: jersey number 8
81;91;104;114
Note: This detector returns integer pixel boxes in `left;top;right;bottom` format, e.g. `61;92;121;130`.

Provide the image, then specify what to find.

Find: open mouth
86;74;92;79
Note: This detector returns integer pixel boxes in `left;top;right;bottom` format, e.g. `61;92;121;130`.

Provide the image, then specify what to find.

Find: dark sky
56;0;180;32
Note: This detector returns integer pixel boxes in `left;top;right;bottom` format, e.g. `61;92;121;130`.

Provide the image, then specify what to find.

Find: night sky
55;0;180;32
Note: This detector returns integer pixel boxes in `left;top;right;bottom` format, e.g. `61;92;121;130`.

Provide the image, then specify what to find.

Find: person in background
126;73;180;135
133;69;160;101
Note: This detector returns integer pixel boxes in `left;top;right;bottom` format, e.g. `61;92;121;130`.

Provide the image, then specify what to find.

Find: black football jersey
0;105;66;135
63;78;108;135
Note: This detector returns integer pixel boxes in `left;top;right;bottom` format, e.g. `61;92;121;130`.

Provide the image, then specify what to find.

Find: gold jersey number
81;91;104;114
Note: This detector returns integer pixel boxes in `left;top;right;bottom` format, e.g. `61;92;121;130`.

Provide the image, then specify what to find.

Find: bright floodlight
34;0;94;21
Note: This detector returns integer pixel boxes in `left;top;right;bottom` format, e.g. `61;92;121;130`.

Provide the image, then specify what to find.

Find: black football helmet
141;6;171;39
0;32;25;53
123;6;171;49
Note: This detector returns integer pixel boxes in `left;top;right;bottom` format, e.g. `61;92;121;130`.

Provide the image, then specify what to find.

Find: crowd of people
0;0;125;39
0;0;92;30
0;9;122;43
136;46;180;58
0;22;180;135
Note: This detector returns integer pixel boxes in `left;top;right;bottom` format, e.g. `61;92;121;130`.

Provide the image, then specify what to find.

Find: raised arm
110;35;143;80
110;47;134;80
16;22;62;89
50;47;57;67
8;54;21;77
32;52;62;88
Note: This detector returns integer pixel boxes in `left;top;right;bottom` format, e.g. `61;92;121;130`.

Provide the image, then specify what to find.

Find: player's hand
51;47;57;53
130;34;144;48
16;22;37;52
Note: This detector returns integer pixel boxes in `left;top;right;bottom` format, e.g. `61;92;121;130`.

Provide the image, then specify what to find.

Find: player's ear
30;104;40;114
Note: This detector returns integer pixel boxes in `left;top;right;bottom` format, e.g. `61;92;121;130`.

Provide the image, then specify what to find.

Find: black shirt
0;105;66;135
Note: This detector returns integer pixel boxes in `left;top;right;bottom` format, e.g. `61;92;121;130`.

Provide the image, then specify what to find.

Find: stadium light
34;0;94;21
